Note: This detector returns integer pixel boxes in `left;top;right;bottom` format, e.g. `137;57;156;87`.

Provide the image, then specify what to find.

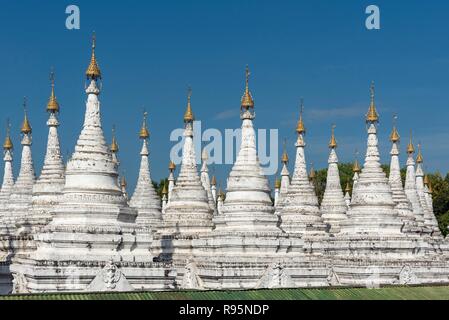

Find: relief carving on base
12;273;30;294
256;262;295;289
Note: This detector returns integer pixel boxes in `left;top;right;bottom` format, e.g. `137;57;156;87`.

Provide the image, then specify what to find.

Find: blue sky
0;0;448;191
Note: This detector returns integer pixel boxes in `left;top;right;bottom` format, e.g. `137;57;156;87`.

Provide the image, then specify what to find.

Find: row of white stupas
1;36;449;294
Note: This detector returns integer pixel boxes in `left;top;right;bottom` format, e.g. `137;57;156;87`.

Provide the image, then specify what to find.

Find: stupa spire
31;71;66;226
344;181;351;208
240;65;255;110
320;125;347;233
110;125;119;165
120;174;128;201
352;151;361;187
210;174;217;203
387;116;418;231
46;69;59;113
85;32;101;81
277;100;326;234
200;148;217;213
168;160;176;202
129;111;162;229
366;81;379;123
0;120;15;206
279;139;290;198
404;131;426;226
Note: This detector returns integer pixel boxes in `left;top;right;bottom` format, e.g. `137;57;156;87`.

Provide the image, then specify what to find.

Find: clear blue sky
0;0;448;192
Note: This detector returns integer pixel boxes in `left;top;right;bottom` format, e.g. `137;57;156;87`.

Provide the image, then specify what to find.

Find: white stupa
129;112;162;230
31;72;65;230
339;84;403;235
277;101;327;235
0;124;14;211
5;102;36;236
387;122;419;233
320;126;347;233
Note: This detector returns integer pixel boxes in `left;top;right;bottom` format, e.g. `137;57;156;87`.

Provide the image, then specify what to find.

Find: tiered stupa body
320;127;347;233
129;113;162;230
276;104;328;235
10;38;174;293
31;75;65;230
387;124;420;233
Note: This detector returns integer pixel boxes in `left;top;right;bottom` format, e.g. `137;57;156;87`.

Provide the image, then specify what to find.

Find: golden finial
47;68;59;113
184;87;194;122
139;111;150;139
416;143;423;163
218;187;226;200
353;150;361;173
424;174;429;186
407;130;415;154
329;124;337;149
111;125;119;153
296;98;306;135
366;81;379;123
275;178;281;189
281;139;289;164
86;32;102;80
309;164;316;180
120;175;127;188
390;115;400;142
162;182;168;195
21;97;32;134
168;160;176;172
345;181;351;193
241;65;255;109
211;175;217;186
3;119;13;150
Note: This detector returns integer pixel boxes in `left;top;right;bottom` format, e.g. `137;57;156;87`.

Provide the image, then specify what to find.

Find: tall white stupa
276;102;327;235
339;83;403;235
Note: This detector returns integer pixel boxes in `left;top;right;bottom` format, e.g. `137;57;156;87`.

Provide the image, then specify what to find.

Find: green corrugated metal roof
1;285;449;300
